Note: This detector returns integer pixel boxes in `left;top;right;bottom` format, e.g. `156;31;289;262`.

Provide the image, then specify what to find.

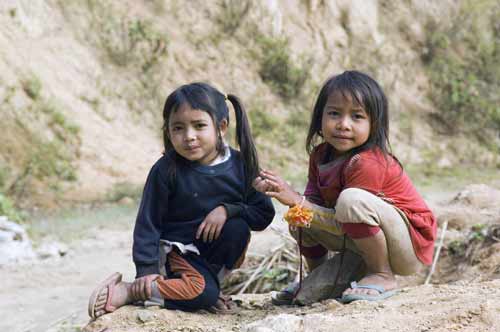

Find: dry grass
222;226;301;295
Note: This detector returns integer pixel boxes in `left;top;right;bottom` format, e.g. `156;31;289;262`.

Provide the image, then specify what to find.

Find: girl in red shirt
254;70;437;303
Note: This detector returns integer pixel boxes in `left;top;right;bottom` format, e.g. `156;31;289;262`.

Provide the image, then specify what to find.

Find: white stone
243;314;303;332
36;241;69;259
0;217;36;265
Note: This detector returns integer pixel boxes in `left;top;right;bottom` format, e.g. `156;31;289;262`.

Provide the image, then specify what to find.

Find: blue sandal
271;281;299;305
339;281;397;304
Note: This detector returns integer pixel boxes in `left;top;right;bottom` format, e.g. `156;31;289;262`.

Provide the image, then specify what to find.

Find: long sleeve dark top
132;149;275;277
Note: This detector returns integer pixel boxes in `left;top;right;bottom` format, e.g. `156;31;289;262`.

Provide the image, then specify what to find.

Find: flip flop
339;281;397;304
270;281;299;306
88;272;122;319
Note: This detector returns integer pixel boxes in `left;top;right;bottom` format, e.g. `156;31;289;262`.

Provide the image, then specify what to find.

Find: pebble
137;310;156;323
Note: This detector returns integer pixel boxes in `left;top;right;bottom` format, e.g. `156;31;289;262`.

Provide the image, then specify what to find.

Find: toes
95;309;106;318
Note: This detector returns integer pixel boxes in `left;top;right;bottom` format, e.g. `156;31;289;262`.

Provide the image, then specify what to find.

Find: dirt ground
1;185;500;332
0;228;135;332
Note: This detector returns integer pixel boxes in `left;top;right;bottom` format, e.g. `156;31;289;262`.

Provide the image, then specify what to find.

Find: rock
137;309;156;323
246;327;274;332
435;205;477;230
243;314;303;332
452;184;500;209
294;250;366;305
36;240;69;259
0;217;35;265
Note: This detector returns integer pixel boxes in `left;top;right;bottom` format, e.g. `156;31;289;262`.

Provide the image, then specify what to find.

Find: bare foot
92;282;134;318
342;272;397;297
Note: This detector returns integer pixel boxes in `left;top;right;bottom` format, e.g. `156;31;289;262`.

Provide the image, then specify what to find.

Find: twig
238;255;271;294
251;249;282;292
425;220;448;285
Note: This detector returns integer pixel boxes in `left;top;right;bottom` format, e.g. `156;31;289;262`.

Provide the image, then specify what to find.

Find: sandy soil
0;228;135;332
1;186;499;332
0;211;289;332
83;279;500;332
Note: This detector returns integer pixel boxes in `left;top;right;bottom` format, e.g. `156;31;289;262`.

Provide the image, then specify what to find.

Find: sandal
339;281;397;304
208;294;240;314
88;272;122;319
270;281;299;306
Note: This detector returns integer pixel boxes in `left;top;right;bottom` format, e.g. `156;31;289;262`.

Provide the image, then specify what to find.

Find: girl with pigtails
89;82;275;318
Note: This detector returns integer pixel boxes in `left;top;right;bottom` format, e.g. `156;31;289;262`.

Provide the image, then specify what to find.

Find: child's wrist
290;194;305;207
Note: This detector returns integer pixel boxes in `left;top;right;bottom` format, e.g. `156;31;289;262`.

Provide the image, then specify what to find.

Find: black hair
162;82;259;188
305;70;391;162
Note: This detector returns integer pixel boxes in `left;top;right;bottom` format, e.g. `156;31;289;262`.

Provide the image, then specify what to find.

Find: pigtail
162;89;182;183
226;94;260;189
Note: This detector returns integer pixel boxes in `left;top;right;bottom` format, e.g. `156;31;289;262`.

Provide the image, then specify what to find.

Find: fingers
131;275;159;301
260;169;277;177
265;191;280;198
196;222;206;240
203;223;217;242
264;178;280;189
132;278;146;300
253;176;265;187
139;277;147;300
213;224;222;240
199;221;224;242
253;177;268;192
260;171;286;187
202;224;210;242
131;280;138;299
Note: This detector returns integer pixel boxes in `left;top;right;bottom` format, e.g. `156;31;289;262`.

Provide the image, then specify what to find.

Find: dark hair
162;82;259;188
306;70;391;162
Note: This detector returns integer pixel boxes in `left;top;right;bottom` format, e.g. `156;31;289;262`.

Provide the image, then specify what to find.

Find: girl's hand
253;172;275;193
260;170;302;207
131;274;160;300
196;206;227;242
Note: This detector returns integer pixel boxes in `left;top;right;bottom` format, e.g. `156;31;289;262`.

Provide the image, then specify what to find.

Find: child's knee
336;188;374;223
222;218;250;242
163;281;219;311
195;284;219;309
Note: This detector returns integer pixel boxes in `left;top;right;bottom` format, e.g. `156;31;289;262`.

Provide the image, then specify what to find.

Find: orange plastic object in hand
284;204;313;228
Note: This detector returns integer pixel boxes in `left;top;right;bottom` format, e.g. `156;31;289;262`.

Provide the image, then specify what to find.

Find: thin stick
238;255;271;294
252;250;282;293
424;220;448;285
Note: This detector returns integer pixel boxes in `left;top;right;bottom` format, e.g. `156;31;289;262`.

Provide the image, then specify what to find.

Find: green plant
214;0;251;35
27;141;77;182
448;239;466;257
423;0;500;145
0;193;23;222
285;108;310;128
39;100;81;141
127;19;168;71
0;166;8;189
106;181;142;202
248;108;280;139
470;223;487;241
21;76;42;100
257;36;311;100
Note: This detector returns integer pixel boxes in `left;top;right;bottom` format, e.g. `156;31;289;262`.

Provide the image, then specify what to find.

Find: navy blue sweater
133;149;275;277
